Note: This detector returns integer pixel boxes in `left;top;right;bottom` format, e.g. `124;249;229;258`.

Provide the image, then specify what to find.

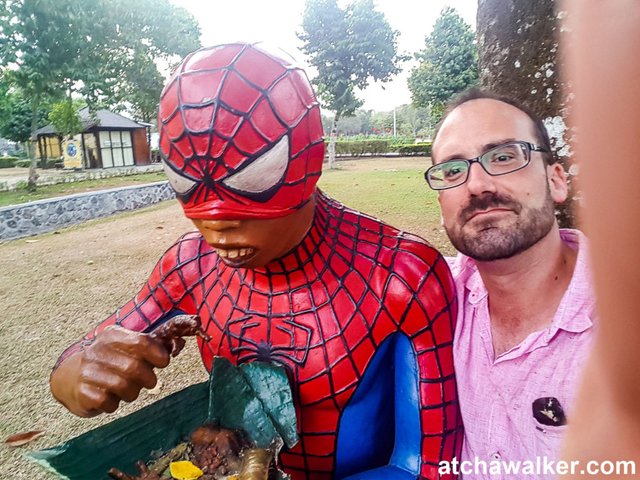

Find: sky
170;0;477;112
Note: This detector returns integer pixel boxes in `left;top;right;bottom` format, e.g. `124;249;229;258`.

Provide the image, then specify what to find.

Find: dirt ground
0;202;209;478
0;157;448;478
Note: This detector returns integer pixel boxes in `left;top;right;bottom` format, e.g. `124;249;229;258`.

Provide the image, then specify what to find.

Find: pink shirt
448;229;596;479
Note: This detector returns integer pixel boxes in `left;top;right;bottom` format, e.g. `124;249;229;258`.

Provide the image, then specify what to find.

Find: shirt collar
450;228;595;333
550;229;595;334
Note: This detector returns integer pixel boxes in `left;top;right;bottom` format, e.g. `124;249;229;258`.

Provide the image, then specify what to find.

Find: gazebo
32;108;151;169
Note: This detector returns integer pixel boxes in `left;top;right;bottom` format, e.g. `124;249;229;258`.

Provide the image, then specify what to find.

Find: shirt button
492;451;502;460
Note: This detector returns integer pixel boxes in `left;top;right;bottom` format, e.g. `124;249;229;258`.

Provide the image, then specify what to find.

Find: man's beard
444;189;556;261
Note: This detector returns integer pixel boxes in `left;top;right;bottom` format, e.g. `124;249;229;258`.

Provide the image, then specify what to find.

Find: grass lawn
0;171;168;207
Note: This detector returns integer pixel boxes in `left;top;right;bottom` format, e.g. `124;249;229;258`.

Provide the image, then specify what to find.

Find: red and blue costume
56;43;461;479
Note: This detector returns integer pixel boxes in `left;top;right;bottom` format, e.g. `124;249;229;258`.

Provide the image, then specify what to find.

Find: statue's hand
50;326;170;417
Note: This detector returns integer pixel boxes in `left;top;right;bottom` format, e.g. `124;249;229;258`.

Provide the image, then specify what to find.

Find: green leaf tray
28;358;298;480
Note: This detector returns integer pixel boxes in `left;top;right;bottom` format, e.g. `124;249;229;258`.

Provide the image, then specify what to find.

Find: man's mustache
459;193;522;223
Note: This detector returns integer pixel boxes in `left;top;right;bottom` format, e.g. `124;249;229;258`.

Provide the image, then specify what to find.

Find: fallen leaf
4;430;45;447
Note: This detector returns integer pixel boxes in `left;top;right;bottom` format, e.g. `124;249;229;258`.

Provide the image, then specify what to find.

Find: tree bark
326;113;340;170
27;92;40;192
477;0;575;227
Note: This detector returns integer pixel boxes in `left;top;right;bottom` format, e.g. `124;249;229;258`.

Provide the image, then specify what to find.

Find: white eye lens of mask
162;160;198;195
222;136;289;193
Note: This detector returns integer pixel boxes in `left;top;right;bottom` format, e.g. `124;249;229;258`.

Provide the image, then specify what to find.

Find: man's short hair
432;87;555;165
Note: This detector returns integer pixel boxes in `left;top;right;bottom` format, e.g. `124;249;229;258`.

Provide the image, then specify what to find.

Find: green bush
389;136;418;147
13;157;71;168
396;143;432;156
0;156;20;168
14;180;28;190
325;139;391;156
322;138;432;157
46;157;64;169
14;159;32;168
151;148;161;163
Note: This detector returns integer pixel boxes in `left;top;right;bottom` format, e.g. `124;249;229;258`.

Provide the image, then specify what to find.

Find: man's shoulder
350;213;447;275
321;193;453;291
157;231;210;270
321;192;446;268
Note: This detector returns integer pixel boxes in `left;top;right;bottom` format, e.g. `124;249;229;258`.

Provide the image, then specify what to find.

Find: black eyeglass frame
424;141;550;191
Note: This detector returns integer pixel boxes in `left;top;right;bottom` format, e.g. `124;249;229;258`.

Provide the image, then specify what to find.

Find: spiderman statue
50;43;461;479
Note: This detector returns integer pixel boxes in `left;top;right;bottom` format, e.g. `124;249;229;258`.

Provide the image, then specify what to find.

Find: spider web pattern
57;191;461;479
158;43;324;215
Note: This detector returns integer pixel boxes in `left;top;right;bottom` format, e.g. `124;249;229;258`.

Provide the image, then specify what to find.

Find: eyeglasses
424;141;549;190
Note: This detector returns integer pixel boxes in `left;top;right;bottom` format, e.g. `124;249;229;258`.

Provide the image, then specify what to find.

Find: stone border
0;181;175;241
0;164;165;191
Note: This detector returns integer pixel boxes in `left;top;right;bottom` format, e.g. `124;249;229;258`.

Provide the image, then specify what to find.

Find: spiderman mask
158;43;325;221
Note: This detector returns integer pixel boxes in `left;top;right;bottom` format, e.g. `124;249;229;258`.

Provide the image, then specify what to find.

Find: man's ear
548;162;569;203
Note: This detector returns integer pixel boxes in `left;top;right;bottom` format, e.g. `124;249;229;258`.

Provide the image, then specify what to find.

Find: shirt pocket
531;417;568;458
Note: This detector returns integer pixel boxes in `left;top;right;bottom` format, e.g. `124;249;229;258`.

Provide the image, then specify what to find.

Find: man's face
432;99;568;261
191;198;316;269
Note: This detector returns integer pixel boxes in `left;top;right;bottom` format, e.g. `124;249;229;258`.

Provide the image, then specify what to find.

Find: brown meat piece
149;315;211;356
108;461;161;480
190;424;247;476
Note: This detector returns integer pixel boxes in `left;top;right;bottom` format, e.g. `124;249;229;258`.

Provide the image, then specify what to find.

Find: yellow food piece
169;460;204;480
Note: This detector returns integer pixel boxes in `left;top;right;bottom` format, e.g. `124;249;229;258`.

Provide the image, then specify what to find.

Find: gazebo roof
33;108;147;137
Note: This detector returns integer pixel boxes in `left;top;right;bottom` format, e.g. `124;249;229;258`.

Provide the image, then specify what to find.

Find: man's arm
561;1;640;473
50;233;204;416
347;242;460;479
50;327;171;417
398;249;461;479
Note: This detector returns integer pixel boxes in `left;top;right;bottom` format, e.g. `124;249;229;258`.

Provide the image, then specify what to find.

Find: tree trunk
27;92;40;192
327;113;340;170
477;0;575;227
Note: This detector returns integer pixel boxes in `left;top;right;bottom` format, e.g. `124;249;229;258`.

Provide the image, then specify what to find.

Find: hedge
324;139;432;157
397;143;432;156
14;159;31;168
0;156;20;168
325;139;391;156
14;158;63;168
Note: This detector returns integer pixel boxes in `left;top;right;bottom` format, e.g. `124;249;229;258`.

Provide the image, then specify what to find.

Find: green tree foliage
0;74;51;143
0;0;201;182
118;51;166;123
408;7;478;117
322;109;373;136
320;105;433;138
299;0;406;166
396;104;433;137
48;99;82;138
0;95;50;143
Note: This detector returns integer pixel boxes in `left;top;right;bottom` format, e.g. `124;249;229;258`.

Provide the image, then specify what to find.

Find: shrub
322;138;432;157
46;157;64;169
389;136;417;146
14;159;33;168
325;139;391;156
396;143;432;156
151;148;161;163
0;156;20;168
